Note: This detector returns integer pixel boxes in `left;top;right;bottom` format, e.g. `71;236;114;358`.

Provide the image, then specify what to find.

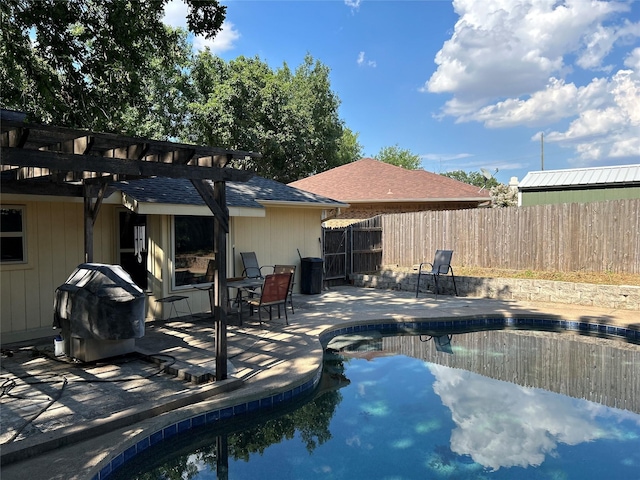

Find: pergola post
191;178;230;381
83;193;94;263
213;180;228;380
83;182;108;263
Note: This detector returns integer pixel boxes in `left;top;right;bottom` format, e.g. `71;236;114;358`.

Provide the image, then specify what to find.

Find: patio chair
194;260;242;322
201;258;216;284
240;252;274;279
247;272;293;325
193;259;215;313
274;264;296;314
416;249;458;299
419;334;454;354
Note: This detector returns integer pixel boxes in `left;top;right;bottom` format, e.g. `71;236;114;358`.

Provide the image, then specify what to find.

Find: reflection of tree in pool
114;374;345;479
121;442;216;480
229;387;342;460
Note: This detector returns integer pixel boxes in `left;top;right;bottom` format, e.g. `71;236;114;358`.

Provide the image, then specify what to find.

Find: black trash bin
301;257;323;294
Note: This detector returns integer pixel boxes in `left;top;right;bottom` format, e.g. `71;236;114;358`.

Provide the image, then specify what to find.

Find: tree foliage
375;144;421;170
2;4;361;182
441;170;517;207
0;0;225;133
440;170;499;189
183;53;359;183
337;127;363;166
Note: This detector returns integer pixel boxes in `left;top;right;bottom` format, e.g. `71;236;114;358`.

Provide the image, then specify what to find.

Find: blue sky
164;0;640;185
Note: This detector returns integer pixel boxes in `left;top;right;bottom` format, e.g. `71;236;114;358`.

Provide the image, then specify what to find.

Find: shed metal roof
519;164;640;189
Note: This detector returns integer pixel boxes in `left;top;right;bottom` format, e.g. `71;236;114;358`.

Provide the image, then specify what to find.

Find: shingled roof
288;158;490;203
116;175;347;211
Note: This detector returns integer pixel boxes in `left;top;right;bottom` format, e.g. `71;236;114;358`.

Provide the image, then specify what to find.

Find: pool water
114;329;640;479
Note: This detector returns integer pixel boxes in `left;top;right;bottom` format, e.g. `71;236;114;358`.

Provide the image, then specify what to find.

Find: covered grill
53;263;145;362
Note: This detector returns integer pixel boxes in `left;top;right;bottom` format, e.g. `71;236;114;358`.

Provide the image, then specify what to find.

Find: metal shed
518;164;640;206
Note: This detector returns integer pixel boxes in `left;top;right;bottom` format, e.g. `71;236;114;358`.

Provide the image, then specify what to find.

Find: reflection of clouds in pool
429;364;616;471
358;400;390;417
345;434;374;450
356;379;377;397
415;418;442;434
389;438;414;449
346;435;361;447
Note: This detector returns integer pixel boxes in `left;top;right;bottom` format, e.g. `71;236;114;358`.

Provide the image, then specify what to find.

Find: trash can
301;257;323;294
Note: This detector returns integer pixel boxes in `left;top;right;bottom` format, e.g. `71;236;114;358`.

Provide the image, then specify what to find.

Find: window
1;206;26;263
173;215;214;288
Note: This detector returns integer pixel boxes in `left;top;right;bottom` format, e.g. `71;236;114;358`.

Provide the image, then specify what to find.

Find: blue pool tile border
318;317;640;345
94;367;322;480
94;316;638;480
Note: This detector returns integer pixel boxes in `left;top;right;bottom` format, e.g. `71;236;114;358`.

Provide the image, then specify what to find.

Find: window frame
0;205;27;264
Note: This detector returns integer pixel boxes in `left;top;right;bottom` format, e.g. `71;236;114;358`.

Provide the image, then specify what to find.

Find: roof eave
340;197;491;203
257;200;350;209
519;181;640;191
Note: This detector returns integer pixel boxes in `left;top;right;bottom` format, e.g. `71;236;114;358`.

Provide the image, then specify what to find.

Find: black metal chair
240;252;273;279
416;250;458;299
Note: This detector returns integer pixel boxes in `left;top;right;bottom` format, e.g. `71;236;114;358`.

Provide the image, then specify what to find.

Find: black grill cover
53;263;145;340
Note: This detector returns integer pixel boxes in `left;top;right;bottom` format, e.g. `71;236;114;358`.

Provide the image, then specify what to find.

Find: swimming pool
111;326;640;479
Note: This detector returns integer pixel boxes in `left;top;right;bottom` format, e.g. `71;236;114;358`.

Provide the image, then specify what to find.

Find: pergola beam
1;110;259;384
1;149;254;182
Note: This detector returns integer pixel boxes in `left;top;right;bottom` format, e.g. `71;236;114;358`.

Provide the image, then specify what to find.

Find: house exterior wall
1;196;117;343
1;196;325;342
231;206;323;292
520;186;640;206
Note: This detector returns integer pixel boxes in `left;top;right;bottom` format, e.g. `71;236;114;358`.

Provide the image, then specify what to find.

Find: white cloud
427;0;630;104
357;51;377;68
194;22;240;54
162;0;189;29
577;19;640;71
423;0;640;166
430;364;632;471
543;70;640;163
469;76;610;128
345;0;362;11
162;0;240;54
624;47;640;70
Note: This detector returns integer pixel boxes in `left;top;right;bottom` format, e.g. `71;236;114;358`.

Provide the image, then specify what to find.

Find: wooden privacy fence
323;216;383;281
382;198;640;275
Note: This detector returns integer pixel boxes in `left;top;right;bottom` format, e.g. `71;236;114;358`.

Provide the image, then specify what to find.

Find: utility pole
541;132;544;170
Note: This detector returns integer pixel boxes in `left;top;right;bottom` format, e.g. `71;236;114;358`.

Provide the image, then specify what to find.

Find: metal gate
322;216;383;283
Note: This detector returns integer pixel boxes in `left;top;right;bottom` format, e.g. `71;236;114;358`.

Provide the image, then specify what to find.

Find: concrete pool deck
1;285;639;480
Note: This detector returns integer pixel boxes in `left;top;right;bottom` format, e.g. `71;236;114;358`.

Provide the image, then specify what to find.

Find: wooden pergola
0;110;260;381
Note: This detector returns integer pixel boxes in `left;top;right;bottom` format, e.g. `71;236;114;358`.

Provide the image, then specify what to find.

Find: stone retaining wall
351;269;640;311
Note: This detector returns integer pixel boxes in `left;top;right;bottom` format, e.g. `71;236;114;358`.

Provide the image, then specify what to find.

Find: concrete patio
1;285;638;480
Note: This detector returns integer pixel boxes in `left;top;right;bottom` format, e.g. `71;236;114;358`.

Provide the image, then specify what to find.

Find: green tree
441;170;499;189
1;0;225;134
337;128;364;165
184;53;356;183
375;144;421;170
119;28;195;140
